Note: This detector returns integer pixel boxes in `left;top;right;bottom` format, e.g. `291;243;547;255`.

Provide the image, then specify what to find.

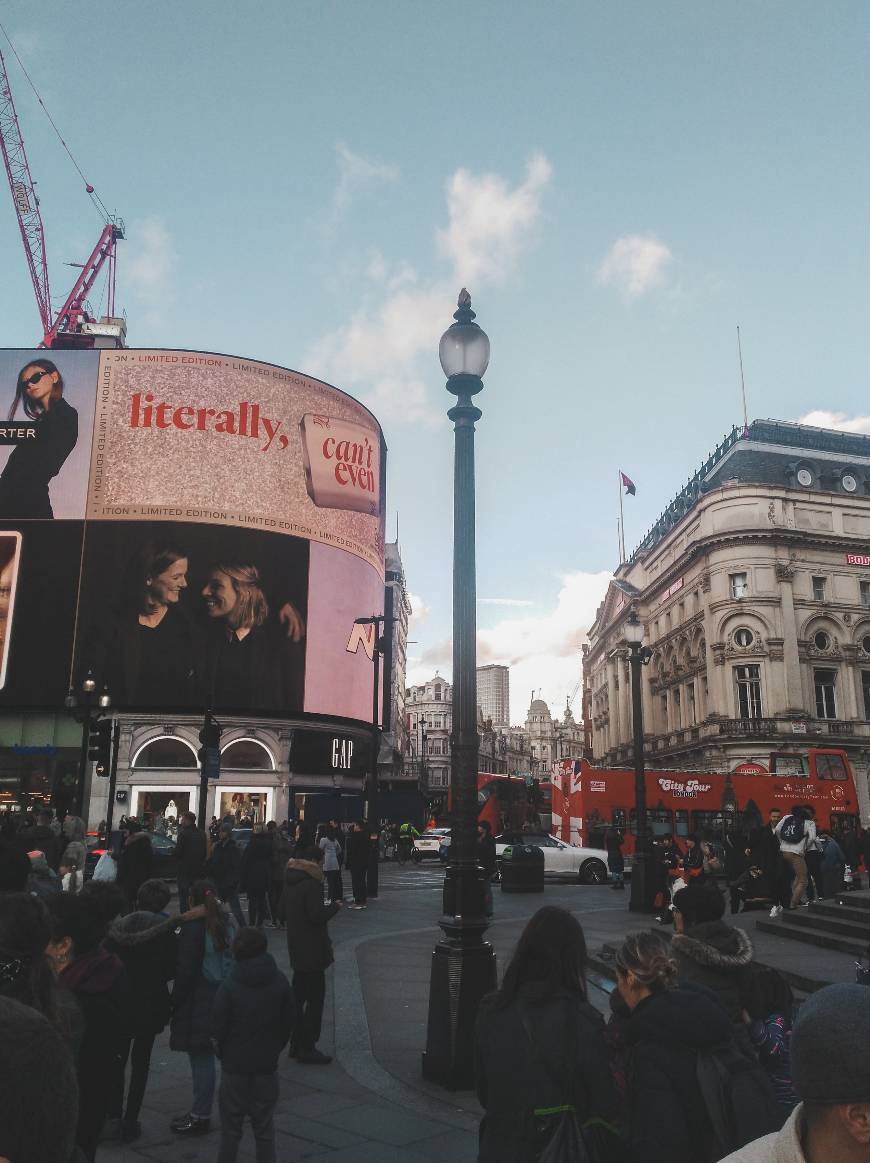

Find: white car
412;827;451;861
495;831;609;884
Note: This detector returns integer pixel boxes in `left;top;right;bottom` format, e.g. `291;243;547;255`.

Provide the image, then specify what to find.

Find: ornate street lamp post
623;609;656;913
354;613;386;898
422;290;497;1089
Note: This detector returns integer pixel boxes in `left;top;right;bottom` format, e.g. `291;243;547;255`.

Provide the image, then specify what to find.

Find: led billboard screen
0;349;385;723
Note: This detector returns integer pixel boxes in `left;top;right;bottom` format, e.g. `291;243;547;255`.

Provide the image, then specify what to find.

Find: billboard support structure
355;613;387;899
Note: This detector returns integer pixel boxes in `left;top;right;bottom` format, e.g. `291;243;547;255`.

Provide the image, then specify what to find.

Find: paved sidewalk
100;865;862;1160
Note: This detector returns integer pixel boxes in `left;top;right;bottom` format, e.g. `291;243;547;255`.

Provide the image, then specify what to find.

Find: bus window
815;754;848;781
629;809;673;836
674;809;689;838
831;811;859;834
691;810;726;839
769;754;807;777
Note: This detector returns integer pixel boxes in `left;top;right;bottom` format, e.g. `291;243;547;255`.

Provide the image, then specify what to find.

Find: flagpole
618;470;626;563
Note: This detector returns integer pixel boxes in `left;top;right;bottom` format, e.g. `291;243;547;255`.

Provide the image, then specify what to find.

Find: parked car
413;827;451;862
495;831;608;884
84;830;178;881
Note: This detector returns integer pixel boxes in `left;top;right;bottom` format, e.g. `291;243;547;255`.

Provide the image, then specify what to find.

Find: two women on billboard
79;527;308;714
0;359;78;519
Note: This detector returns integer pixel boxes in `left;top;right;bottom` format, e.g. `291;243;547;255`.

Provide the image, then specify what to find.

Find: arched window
133;737;198;768
220;739;275;770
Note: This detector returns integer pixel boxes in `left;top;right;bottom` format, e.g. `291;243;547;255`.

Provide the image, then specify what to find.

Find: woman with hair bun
616;930;734;1163
0;358;77;518
474;906;621;1162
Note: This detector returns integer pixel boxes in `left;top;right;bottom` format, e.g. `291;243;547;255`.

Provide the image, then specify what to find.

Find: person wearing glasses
0;359;78;519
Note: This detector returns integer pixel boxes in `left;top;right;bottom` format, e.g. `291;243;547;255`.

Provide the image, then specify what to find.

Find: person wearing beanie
721;982;870;1161
211;926;293;1162
0;995;80;1163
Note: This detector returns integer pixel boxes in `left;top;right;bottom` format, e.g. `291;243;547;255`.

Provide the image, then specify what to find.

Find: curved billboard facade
0;348;385;725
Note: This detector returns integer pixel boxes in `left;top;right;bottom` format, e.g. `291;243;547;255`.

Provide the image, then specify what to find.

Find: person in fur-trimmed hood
102;879;178;1143
671;882;758;1024
283;846;341;1064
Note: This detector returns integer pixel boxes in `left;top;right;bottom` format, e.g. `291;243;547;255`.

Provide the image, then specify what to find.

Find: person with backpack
211;926;294;1162
720;983;870;1162
774;805;816;914
744;966;799;1121
617;930;779;1163
474;906;621;1162
169;878;238;1138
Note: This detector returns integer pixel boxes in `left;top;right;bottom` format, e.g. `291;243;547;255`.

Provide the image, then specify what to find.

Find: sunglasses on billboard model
23;370;51;387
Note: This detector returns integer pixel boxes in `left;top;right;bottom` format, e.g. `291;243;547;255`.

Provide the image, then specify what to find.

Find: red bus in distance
552;750;860;854
444;773;551;835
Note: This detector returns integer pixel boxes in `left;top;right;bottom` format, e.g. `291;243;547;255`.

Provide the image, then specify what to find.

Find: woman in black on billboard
0;359;78;519
87;542;201;708
201;562;304;713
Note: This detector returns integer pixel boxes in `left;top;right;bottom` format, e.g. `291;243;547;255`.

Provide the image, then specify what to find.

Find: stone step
785;909;870;941
756;918;868;957
808;901;870;925
836;891;870;912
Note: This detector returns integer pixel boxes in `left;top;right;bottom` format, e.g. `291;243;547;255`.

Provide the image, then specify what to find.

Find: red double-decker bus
443;773;552;834
552;749;861;854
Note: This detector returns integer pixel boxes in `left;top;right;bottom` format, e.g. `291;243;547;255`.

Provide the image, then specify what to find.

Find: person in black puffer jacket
671;881;758;1026
46;893;131;1163
616;930;735;1163
474;906;622;1163
212;926;294;1162
283;846;340;1064
103;879;179;1143
240;825;273;928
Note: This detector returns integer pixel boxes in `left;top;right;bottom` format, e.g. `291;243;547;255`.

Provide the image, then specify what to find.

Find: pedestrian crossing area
378;861;446;892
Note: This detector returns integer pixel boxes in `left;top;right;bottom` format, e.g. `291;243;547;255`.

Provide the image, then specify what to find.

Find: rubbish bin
500;843;545;893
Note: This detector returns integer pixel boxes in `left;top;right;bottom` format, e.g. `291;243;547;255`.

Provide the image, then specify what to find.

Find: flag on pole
620;471;636;496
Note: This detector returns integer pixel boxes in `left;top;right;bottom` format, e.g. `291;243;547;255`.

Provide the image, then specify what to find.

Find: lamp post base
422;864;497;1089
629;850;657;913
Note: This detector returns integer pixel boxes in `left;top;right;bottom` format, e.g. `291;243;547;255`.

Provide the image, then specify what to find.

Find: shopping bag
92;851;117;882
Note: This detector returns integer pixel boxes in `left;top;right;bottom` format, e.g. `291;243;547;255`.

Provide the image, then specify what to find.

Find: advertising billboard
0;349;385;723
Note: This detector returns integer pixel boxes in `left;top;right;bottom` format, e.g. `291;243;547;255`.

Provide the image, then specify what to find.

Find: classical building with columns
584;419;870;820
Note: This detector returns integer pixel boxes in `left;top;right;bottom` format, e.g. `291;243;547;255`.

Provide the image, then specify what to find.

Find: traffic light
198;713;222;780
87;718;112;778
527;777;540;805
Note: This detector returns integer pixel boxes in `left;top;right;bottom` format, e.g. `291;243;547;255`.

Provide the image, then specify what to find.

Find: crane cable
0;21;111;223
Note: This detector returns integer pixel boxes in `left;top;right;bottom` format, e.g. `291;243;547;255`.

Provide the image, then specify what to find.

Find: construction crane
0;36;125;349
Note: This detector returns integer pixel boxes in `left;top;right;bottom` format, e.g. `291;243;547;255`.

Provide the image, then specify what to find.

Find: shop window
814;669;838;719
735;665;763;719
221;739;274;770
133;737;197;768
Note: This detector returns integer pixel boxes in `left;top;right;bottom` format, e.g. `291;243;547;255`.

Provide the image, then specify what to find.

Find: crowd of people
0;806;349;1162
475;894;870;1163
640;805;870;923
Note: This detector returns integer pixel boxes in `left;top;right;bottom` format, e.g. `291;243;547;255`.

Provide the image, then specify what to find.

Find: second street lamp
422;290;497;1089
623;608;656;913
354;613;386;898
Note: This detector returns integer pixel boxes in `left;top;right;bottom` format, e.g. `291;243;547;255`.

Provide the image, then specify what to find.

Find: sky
2;2;870;724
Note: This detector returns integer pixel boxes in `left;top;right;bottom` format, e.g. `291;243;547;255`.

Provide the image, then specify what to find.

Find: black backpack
696;1040;781;1159
779;814;804;844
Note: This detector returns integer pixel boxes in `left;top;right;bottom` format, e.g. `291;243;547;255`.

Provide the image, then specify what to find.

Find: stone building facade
584;419;870;820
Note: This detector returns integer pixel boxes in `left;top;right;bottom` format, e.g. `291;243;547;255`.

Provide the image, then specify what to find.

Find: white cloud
797;410;870;434
597;234;673;299
407;569;610;724
438;154;552;286
307;155;552;425
124;216;176;324
408;592;430;628
479;597;535;607
331;144;399;218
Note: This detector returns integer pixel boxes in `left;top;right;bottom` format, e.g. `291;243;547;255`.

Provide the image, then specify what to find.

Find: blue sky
2;2;869;722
